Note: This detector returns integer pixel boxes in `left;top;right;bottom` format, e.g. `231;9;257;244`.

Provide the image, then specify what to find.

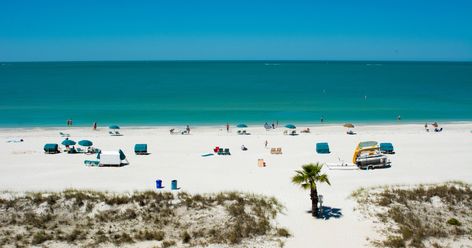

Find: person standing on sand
265;140;268;148
226;123;229;132
272;123;275;129
186;125;190;134
93;122;97;130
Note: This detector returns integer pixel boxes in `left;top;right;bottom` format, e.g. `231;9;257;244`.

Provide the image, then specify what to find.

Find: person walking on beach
272;123;275;129
186;125;190;134
226;123;229;132
265;140;268;148
93;122;97;130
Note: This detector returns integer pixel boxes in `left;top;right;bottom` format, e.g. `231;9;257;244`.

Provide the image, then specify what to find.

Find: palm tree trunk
310;188;319;217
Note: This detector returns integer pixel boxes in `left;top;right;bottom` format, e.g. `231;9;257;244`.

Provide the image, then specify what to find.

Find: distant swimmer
364;95;367;100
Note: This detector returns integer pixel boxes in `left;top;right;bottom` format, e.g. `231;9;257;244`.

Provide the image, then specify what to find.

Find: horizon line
2;59;472;63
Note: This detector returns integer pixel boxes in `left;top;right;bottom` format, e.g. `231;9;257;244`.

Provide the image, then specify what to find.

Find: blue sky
1;0;471;61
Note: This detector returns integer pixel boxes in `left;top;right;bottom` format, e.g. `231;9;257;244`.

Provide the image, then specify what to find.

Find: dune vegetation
0;190;290;248
352;182;472;248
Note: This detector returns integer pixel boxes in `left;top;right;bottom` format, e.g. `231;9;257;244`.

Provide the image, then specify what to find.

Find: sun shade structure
316;142;330;154
134;144;148;155
380;143;394;153
109;125;120;129
285;124;296;129
44;143;59;154
78;140;93;147
61;139;76;146
237;124;248;128
343;123;355;128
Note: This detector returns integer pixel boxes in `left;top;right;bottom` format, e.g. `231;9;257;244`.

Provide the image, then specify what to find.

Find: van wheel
368;166;373;170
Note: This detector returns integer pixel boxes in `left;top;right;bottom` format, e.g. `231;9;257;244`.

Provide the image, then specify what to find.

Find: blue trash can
156;179;163;189
171;180;178;190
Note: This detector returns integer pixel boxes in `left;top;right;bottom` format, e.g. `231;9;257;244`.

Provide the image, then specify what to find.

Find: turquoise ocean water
0;61;471;127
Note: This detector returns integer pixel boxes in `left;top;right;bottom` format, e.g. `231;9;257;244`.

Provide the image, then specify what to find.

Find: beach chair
44;143;59;154
115;131;122;136
258;159;266;167
84;160;100;167
68;147;78;154
59;132;70;137
224;148;231;155
77;147;84;153
316;142;330;154
276;148;282;154
270;148;277;154
218;148;225;155
109;131;115;136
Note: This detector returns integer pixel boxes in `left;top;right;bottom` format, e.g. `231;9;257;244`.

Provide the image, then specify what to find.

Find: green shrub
446;218;461;226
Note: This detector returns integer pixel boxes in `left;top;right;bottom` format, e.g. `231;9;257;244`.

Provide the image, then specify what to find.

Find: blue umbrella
109;125;120;129
78;140;93;147
62;139;76;146
237;124;248;128
285;124;296;129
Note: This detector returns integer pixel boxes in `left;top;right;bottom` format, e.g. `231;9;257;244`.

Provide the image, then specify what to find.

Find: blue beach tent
134;144;148;155
380;143;394;154
44;143;59;154
316;142;330;154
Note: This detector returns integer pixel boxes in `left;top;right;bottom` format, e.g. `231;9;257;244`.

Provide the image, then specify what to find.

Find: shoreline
1;120;471;131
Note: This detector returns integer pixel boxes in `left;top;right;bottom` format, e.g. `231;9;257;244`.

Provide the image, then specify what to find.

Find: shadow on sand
306;206;343;220
319;206;343;220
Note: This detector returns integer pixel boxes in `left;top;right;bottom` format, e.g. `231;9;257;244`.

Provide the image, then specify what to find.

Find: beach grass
0;190;288;247
351;182;472;248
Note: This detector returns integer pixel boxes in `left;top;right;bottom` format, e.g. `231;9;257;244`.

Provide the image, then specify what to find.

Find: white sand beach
1;123;472;247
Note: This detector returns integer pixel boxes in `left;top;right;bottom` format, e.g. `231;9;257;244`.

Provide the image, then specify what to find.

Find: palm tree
292;163;331;217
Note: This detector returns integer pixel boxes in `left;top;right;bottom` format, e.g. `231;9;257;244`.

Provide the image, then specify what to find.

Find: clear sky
1;0;471;61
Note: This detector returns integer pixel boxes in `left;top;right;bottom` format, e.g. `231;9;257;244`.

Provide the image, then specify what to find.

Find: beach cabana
44;143;59;154
96;149;129;166
316;142;330;154
134;144;148;155
380;143;395;154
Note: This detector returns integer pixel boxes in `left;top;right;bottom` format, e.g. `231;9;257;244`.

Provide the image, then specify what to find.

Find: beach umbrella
237;124;248;128
285;124;296;129
343;123;355;128
109;125;120;129
61;139;76;146
78;140;93;147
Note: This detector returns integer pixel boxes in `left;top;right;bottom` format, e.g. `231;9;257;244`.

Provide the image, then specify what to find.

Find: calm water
0;61;471;127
